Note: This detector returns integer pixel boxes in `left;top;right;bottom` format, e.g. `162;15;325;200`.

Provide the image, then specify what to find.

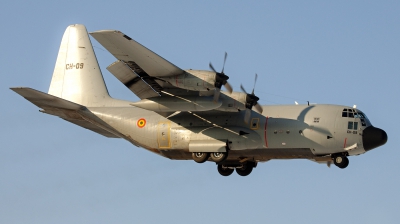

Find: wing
90;30;201;99
90;30;184;77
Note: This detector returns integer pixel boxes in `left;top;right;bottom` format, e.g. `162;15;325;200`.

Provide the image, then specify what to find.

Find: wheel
192;152;210;163
333;155;349;169
236;163;254;176
210;151;228;163
217;164;234;176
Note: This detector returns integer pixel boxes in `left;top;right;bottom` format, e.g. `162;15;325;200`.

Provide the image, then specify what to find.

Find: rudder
48;24;110;106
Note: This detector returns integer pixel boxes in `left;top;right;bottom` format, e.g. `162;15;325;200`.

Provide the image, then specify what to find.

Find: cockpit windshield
341;108;370;126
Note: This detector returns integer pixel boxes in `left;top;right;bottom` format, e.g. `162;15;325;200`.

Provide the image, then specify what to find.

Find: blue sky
1;1;399;223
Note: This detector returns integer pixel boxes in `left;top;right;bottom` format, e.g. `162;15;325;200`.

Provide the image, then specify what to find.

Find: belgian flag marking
137;118;146;128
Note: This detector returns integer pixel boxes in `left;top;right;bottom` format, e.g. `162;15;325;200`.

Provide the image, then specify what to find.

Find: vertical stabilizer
48;24;110;106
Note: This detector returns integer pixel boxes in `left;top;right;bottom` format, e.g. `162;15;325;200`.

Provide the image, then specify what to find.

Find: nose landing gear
332;154;349;169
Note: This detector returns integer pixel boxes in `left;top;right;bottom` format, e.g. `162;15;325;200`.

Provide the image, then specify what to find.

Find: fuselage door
157;121;171;148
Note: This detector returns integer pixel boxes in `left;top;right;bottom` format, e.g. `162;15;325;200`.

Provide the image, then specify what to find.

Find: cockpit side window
356;110;369;126
342;109;348;117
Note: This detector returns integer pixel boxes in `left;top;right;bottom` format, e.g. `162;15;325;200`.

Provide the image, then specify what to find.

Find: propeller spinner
240;73;263;123
209;52;233;102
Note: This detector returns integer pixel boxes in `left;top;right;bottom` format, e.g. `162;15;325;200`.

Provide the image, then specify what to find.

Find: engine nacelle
162;70;216;91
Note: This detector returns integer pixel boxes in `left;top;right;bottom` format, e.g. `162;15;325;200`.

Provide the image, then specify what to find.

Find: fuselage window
347;121;358;134
348;121;358;130
348;121;353;130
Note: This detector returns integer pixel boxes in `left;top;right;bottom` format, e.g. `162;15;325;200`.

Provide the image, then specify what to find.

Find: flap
107;60;160;99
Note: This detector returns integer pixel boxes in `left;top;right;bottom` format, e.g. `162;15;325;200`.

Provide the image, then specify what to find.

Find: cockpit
339;108;386;152
341;108;370;127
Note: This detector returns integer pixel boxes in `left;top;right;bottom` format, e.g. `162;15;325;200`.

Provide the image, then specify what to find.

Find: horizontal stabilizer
11;87;84;110
11;87;120;138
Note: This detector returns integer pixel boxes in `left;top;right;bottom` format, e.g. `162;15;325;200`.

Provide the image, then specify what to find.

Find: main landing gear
217;162;257;177
192;152;209;163
332;154;349;169
192;151;256;176
192;151;229;163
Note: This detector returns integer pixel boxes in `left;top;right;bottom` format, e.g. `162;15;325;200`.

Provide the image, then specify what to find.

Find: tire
236;163;254;176
333;155;349;169
217;164;234;176
192;152;210;163
210;152;228;163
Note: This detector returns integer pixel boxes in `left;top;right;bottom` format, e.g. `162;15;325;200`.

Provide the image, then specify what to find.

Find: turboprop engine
162;52;233;102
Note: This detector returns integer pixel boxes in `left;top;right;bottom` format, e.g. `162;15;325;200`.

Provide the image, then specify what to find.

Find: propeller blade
254;103;263;114
224;81;233;93
213;88;221;102
221;52;228;73
252;73;258;95
240;84;248;94
244;108;251;124
209;62;217;73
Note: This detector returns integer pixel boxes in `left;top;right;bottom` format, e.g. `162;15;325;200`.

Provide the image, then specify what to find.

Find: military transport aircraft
11;24;387;176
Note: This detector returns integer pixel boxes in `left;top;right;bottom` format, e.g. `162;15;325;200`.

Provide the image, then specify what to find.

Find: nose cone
363;126;388;151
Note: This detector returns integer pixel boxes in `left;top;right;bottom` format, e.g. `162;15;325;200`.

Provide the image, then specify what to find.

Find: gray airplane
11;24;387;176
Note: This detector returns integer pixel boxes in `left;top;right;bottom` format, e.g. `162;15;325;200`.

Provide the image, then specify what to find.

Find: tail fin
48;24;110;106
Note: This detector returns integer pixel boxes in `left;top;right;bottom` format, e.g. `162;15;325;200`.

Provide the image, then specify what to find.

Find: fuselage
88;102;384;162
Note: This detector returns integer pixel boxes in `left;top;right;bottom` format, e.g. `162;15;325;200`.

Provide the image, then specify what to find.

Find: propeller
240;73;263;123
209;52;233;102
